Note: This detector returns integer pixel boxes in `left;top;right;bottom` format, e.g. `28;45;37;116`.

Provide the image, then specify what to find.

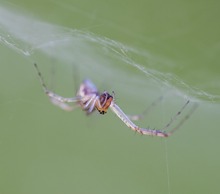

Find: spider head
96;92;113;114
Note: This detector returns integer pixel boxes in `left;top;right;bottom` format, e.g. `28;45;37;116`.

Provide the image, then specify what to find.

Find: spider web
1;3;220;194
0;4;219;103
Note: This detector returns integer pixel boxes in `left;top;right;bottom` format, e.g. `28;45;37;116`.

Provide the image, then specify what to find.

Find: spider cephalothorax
75;80;113;115
96;92;113;115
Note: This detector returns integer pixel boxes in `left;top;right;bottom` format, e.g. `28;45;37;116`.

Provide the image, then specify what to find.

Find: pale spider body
34;63;197;138
76;79;113;115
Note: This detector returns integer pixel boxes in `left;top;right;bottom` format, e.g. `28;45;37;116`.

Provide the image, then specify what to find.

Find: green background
1;0;220;194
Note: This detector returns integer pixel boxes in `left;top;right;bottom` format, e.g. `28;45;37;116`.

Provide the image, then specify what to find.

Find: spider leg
162;100;190;131
50;97;80;111
82;94;99;114
88;96;99;113
110;103;169;137
34;63;82;110
110;100;197;137
166;101;198;135
127;95;164;121
83;94;97;109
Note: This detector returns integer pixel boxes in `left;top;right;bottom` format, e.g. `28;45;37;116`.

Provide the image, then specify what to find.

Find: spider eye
98;110;106;115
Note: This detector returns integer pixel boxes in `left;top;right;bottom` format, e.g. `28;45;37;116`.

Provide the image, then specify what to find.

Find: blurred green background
1;0;220;194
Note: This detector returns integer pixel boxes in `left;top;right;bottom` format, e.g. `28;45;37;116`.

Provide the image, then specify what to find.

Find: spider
34;63;197;137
